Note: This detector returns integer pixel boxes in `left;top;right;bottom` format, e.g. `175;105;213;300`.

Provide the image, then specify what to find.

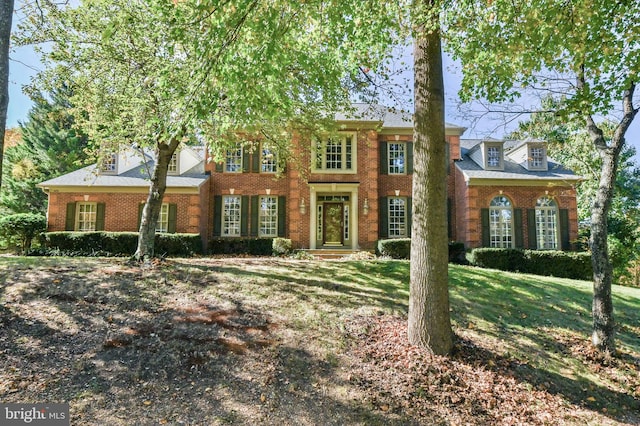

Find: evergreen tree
0;87;89;214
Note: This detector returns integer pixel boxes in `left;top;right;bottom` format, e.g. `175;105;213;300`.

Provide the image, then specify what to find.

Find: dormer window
101;153;117;173
528;145;547;170
484;142;504;170
168;152;179;174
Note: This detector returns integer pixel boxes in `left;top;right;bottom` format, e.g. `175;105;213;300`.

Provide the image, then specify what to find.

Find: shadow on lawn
0;259;412;425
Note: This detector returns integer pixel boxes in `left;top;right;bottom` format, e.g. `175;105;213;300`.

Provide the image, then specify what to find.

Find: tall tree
445;0;640;353
0;0;14;190
408;0;453;355
0;87;90;214
17;0;403;261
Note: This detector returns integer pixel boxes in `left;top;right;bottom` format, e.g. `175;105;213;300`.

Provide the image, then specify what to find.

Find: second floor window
261;145;277;173
388;143;406;174
225;147;243;173
314;134;355;173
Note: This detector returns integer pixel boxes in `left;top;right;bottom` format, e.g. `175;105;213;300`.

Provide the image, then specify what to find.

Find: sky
6;5;640;161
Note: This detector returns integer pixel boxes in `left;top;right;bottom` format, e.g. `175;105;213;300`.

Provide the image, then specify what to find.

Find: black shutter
241;195;249;236
527;209;537;249
380;142;388;174
379;197;388;238
215;162;224;173
407;142;414;174
252;151;260;173
168;204;177;233
514;208;523;248
65;203;76;231
95;203;106;231
278;196;286;237
406;197;413;237
560;209;570;250
250;196;259;237
242;149;250;173
213;196;222;237
481;208;490;247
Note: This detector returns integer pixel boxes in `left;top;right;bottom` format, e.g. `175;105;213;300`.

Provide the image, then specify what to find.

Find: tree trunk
589;149;617;353
0;0;14;190
408;10;453;355
134;138;181;261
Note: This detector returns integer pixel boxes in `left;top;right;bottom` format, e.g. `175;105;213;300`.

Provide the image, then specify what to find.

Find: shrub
377;238;411;259
468;248;592;280
0;213;47;253
40;232;202;257
377;239;468;263
272;238;292;256
208;238;274;256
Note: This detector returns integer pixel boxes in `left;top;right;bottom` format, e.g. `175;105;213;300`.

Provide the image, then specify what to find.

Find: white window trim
225;146;243;173
101;153;118;174
76;202;97;232
528;144;548;170
311;132;357;174
388;142;407;175
535;197;559;249
167;152;179;175
489;196;513;248
258;195;278;237
222;195;242;236
388;196;408;238
260;144;278;174
484;143;504;170
156;203;169;233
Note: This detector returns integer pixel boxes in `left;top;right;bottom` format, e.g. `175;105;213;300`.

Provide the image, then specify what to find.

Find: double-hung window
156;203;169;233
388;197;408;238
486;145;502;169
77;202;97;231
529;146;546;170
259;196;278;237
260;145;277;173
225;147;243;173
222;195;242;236
388;143;406;174
168;152;179;174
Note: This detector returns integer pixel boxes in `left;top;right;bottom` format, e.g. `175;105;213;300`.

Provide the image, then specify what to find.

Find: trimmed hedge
468;248;592;280
208;238;274;256
40;232;202;257
376;239;469;264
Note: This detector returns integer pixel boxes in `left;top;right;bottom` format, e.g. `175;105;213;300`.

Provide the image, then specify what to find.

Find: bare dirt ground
0;257;638;425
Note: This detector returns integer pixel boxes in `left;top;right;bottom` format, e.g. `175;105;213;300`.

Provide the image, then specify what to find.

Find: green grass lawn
0;256;638;424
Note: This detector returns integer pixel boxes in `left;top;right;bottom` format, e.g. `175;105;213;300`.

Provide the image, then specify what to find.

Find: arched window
535;196;558;249
489;196;513;248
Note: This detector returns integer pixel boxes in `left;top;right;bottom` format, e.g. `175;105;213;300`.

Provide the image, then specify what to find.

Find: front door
323;203;343;246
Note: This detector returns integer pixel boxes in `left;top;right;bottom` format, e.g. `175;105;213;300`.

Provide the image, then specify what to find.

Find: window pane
222;196;241;236
156;204;169;233
102;153;117;172
388;197;407;238
487;146;501;167
77;203;97;231
225;147;243;172
489;196;512;248
325;138;342;169
261;146;277;173
259;196;278;237
388;143;405;174
535;197;558;249
530;147;545;168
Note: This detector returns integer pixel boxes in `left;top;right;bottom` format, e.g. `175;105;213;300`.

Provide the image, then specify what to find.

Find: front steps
305;249;372;260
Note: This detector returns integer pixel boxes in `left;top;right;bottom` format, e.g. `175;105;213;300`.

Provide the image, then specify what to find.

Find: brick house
38;104;581;252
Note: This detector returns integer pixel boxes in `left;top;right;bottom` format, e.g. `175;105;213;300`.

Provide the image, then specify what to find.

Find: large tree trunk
585;82;637;354
0;0;14;190
134;138;181;261
589;149;617;352
408;9;453;355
